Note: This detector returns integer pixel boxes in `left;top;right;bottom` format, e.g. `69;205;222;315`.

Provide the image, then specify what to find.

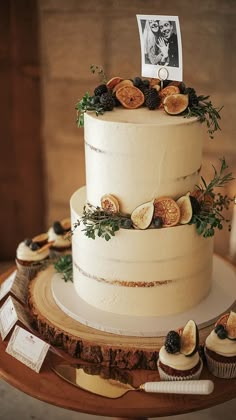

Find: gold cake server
52;363;214;399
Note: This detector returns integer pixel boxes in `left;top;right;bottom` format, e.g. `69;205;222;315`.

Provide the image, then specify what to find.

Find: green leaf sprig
90;64;107;83
191;158;234;237
72;204;132;241
183;95;223;139
54;254;73;282
75;92;105;127
75;64;107;127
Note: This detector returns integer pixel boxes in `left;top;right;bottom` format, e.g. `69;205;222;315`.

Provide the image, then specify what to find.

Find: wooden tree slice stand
28;256;236;370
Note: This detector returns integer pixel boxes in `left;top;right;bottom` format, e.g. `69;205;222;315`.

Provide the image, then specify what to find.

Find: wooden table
1;268;236;419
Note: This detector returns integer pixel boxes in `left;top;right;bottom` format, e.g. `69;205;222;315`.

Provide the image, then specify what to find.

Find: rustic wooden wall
0;0;44;260
38;0;236;257
1;0;235;260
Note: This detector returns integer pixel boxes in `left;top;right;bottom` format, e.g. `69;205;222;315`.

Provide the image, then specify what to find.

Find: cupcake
48;218;72;258
204;311;236;378
16;233;50;280
158;320;203;381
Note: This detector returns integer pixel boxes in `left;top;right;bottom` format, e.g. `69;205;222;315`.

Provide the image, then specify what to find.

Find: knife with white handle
52;363;215;398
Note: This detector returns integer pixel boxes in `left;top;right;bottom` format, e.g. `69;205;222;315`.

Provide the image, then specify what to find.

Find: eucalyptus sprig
73;204;132;241
197;157;234;197
75;92;105;127
191;158;234;237
54;254;73;282
90;64;107;83
183;95;223;139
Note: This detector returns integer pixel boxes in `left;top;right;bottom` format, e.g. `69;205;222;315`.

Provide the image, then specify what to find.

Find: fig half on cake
131;200;154;229
180;319;199;357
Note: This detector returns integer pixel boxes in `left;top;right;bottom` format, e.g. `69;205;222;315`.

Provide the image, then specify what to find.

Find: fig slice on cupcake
157;319;202;381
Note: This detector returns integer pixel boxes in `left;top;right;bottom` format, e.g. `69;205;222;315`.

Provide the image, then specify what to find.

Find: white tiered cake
70;108;213;318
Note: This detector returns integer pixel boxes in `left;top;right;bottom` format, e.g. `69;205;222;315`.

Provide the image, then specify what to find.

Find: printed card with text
6;325;50;373
0;296;32;340
0;270;29;304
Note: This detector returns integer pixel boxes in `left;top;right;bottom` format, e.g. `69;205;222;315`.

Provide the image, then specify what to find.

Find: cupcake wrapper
49;249;72;259
16;259;46;281
204;348;236;379
157;359;203;381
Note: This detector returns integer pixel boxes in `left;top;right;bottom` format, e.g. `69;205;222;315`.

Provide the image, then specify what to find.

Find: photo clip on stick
158;67;169;90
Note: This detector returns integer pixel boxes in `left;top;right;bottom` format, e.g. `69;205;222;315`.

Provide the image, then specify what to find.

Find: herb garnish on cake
72;157;234;241
76;65;222;139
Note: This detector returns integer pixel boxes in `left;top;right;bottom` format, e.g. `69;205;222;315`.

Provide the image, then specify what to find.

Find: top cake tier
84;108;205;214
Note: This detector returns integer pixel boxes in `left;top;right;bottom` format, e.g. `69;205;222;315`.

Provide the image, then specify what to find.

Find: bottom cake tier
27;256;236;369
70;187;214;317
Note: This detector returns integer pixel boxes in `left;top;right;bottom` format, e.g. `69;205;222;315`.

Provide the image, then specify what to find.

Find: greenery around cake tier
75;65;222;139
71;157;234;241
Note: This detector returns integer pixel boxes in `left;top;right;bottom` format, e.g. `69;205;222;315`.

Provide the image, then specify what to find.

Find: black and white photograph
137;15;183;81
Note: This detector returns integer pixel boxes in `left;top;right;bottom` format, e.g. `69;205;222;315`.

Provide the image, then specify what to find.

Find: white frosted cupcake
158;320;203;381
204;311;236;378
16;233;50;280
48;218;71;258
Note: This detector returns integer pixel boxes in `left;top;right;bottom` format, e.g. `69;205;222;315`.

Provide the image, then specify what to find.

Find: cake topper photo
136;15;183;81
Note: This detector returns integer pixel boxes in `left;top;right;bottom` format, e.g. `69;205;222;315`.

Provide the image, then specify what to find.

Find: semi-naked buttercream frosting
70;108;213;318
71;187;213;317
84;109;205;214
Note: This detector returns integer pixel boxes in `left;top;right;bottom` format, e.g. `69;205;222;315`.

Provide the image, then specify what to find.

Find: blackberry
30;242;40;251
121;218;133;229
189;195;201;215
153;216;163;228
215;324;225;334
90;95;100;106
133;76;143;87
94;84;108;97
142;79;150;87
24;238;32;247
112;93;120;107
184;87;199;107
217;328;228;340
179;81;186;93
162;79;171;88
139;84;150;100
100;92;115;111
145;88;161;110
164;330;181;354
53;221;64;235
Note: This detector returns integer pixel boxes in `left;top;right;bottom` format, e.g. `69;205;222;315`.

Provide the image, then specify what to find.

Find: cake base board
51;255;236;337
28;255;236;369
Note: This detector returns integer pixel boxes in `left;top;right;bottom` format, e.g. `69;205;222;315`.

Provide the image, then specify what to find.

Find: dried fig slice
116;85;145;109
226;311;236;339
106;76;123;90
215;313;229;328
180;319;199;357
32;233;48;246
154;197;180;227
101;194;120;213
176;194;193;224
163;93;189;115
148;77;161;87
112;79;133;93
131;200;154;230
60;218;71;231
159;85;180;108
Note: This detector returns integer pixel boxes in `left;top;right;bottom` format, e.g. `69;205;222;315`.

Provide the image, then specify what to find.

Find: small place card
0;270;17;300
0;296;32;340
0;270;29;304
6;325;50;373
